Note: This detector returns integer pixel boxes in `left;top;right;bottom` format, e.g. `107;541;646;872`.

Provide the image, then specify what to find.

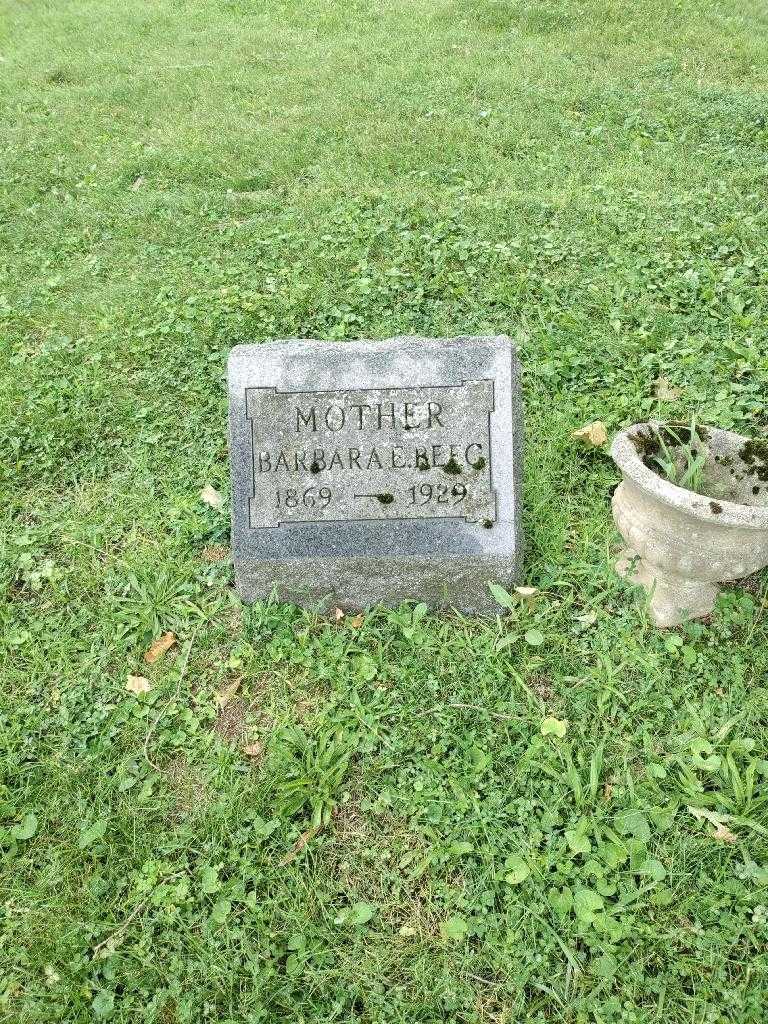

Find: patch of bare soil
528;674;554;702
165;756;210;819
213;696;249;744
733;569;768;600
202;545;230;562
318;801;442;938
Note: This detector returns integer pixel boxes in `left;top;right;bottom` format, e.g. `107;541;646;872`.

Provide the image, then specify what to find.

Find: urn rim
610;422;768;532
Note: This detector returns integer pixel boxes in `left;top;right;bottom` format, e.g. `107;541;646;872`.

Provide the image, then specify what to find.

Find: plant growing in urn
610;421;768;627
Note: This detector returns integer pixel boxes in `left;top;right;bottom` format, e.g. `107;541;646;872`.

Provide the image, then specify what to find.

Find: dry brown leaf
202;545;230;562
655;376;682;402
571;421;608;448
242;741;263;759
333;606;345;622
143;631;176;664
603;781;613;801
278;825;321;867
215;677;241;708
126;674;152;695
200;484;224;510
347;614;365;628
713;822;738;843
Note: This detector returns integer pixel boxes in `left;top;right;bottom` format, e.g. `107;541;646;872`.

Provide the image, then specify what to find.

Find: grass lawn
2;0;768;1020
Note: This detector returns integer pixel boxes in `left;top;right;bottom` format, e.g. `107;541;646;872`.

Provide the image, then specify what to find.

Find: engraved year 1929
408;483;467;506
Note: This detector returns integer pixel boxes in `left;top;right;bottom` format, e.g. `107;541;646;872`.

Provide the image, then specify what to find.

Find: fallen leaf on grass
44;966;60;986
655;376;682;402
143;631;176;664
126;675;151;695
242;741;263;759
79;818;107;849
515;586;539;600
573;606;598;622
92;992;115;1018
347;614;365;628
215;678;241;708
278;825;321;866
130;175;145;191
200;484;223;510
333;606;345;622
572;421;608;448
504;854;531;885
714;822;738;843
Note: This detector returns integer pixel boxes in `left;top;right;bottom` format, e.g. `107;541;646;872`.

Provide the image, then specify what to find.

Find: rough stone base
235;553;521;615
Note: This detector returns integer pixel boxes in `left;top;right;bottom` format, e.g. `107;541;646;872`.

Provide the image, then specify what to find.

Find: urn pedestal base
615;548;719;628
610;424;768;630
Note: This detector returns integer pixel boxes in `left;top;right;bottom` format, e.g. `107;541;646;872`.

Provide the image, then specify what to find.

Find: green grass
2;0;768;1020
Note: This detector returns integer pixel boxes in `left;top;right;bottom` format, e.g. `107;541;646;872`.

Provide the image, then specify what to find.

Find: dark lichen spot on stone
740;439;768;480
482;518;494;529
629;429;660;460
740;438;768;464
468;455;486;471
631;423;710;478
443;457;462;475
709;501;723;515
310;460;322;474
753;485;761;496
415;454;430;471
376;493;394;505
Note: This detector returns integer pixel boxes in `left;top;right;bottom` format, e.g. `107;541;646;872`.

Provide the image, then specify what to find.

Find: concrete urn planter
611;423;768;627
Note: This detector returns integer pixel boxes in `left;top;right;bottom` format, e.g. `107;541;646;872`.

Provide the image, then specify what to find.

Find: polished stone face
228;336;522;613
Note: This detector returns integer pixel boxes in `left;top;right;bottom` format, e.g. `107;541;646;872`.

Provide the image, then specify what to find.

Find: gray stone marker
227;335;522;613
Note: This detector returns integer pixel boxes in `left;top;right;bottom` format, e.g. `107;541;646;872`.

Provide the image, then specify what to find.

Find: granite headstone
227;335;522;613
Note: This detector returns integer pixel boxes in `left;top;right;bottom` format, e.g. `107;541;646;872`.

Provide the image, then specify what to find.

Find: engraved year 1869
275;486;333;510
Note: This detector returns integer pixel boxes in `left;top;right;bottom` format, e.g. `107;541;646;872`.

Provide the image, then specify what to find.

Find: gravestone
227;335;522;613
